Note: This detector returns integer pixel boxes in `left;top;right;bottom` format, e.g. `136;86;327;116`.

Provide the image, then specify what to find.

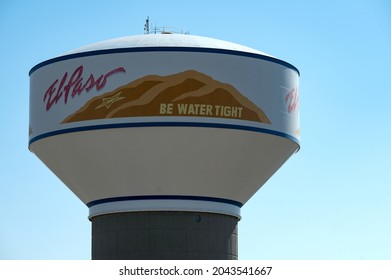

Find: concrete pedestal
91;211;238;260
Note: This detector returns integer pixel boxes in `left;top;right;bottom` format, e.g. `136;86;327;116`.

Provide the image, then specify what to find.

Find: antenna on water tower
144;16;150;34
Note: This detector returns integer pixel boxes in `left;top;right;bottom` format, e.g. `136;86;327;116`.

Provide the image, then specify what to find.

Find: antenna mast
144;16;150;34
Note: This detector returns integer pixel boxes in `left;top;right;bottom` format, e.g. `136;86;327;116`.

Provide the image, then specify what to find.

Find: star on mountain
95;91;125;109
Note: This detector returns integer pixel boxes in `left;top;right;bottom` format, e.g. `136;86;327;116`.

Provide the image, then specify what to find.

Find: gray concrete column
91;211;238;260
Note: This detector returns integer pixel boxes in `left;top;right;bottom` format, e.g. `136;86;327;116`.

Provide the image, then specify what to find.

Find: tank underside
30;126;298;210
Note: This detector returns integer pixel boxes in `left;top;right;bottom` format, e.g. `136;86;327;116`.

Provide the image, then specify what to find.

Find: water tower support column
91;211;238;260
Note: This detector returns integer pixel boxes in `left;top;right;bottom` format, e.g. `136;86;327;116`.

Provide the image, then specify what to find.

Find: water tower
29;33;300;259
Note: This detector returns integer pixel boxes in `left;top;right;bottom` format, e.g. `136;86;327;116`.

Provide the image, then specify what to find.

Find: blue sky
1;0;390;259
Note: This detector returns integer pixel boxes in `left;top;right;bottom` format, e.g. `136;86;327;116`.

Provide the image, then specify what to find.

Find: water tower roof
30;34;299;76
63;34;272;57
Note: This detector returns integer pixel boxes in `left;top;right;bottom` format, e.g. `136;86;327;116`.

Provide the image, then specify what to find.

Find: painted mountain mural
62;70;271;124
